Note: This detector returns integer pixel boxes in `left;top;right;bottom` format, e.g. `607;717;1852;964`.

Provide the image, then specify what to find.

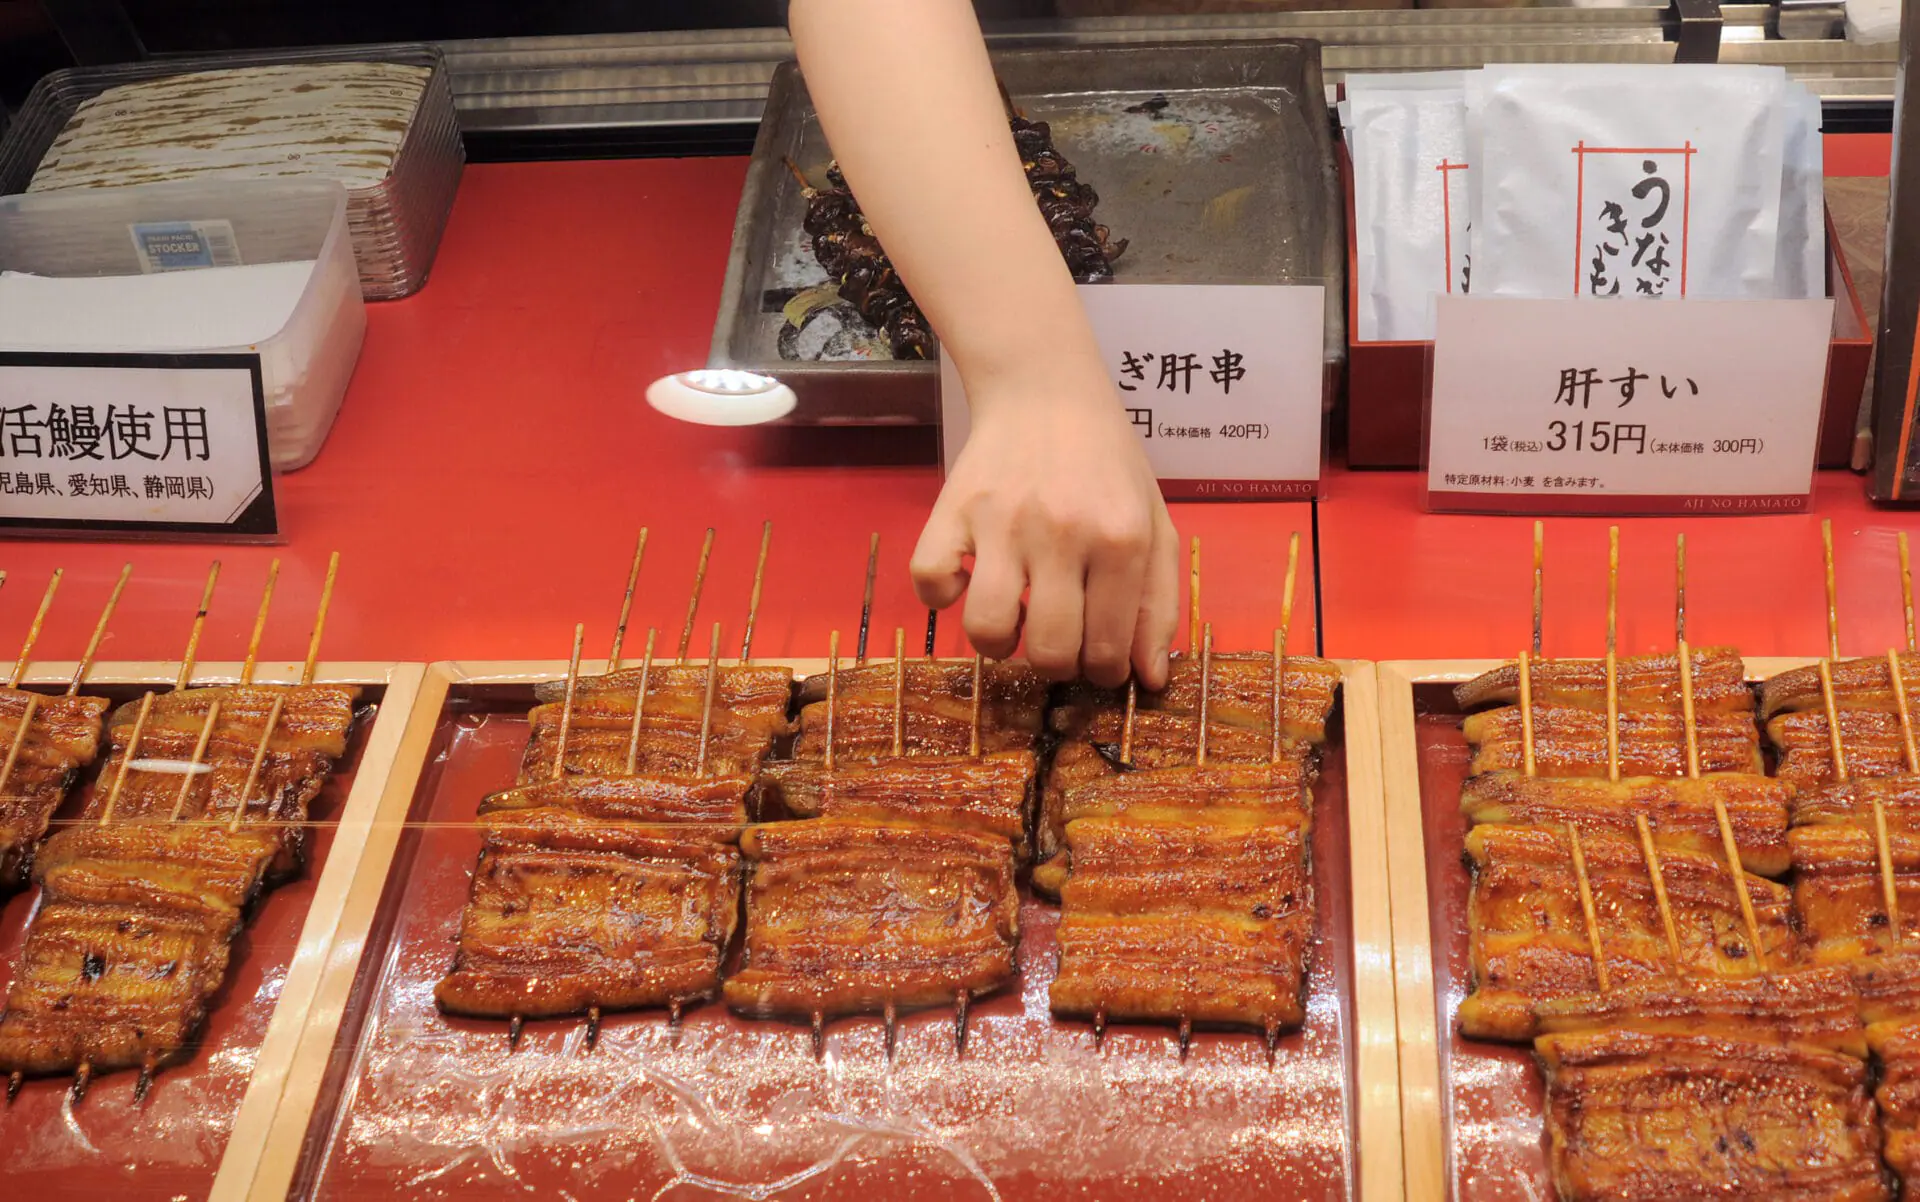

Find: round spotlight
646;369;797;426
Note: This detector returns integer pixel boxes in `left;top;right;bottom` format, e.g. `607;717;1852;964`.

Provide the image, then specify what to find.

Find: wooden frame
0;658;425;1202
1378;656;1821;1202
243;656;1403;1202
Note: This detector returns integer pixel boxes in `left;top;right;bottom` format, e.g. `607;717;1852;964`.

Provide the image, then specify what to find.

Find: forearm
789;0;1107;412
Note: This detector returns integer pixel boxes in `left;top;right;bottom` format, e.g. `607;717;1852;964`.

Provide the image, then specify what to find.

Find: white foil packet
1470;64;1789;300
1345;71;1472;341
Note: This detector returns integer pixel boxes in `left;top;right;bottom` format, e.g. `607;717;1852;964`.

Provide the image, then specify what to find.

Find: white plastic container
0;178;365;471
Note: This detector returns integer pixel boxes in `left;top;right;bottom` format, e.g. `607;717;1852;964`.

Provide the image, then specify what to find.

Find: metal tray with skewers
711;40;1345;425
259;524;1398;1202
1381;523;1920;1202
0;560;425;1202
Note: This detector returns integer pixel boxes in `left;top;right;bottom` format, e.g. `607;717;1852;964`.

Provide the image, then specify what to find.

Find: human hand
911;366;1178;689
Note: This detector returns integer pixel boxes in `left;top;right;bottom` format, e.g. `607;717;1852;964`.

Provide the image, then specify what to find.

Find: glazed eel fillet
0;823;280;1083
723;818;1019;1023
1538;1028;1889;1202
792;660;1048;736
1761;653;1920;719
1052;652;1340;744
1768;709;1915;790
1454;647;1751;714
1459;771;1792;877
1461;704;1763;778
1036;694;1326;885
532;663;796;733
1530;965;1868;1058
1790;826;1920;965
1795;776;1920;835
1460;824;1798;1042
1871;1018;1920;1190
434;773;754;1019
0;685;358;1089
0;688;109;890
1050;807;1314;1038
756;751;1035;856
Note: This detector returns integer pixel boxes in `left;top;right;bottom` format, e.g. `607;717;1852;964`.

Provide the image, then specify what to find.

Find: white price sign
941;284;1326;500
0;352;276;538
1425;296;1834;515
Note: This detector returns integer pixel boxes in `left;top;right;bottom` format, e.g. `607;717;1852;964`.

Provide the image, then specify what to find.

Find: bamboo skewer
1635;815;1684;969
1902;531;1916;654
1683;644;1767;970
924;610;938;660
857;532;880;665
1820;659;1851;783
1196;624;1213;769
688;628;724;777
1824;658;1900;948
970;654;984;760
1518;650;1536;777
176;562;222;690
1893;650;1920;776
677;528;716;665
239;560;280;687
826;632;840;773
741;521;772;663
551;625;586;783
891;628;906;759
94;692;155;827
608;529;649;670
1824;518;1841;660
167;700;223;823
1272;533;1300;764
0;695;38;814
66;563;130;695
1120;680;1136;767
9;570;61;688
300;552;340;687
229;694;286;836
1188;537;1202;652
1565;824;1611;993
623;631;658;776
1532;522;1545;656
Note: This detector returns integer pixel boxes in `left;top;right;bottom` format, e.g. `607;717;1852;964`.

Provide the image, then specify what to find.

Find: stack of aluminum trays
0;43;463;300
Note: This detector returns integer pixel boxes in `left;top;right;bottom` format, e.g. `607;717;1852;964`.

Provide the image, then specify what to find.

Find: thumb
910;495;973;610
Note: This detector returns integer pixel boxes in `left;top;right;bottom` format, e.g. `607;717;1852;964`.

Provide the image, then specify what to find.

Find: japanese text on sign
1577;144;1693;298
941;284;1326;498
1425;296;1832;515
0;353;274;536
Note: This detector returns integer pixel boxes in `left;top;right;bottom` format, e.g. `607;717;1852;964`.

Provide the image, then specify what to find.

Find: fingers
910;500;972;610
962;536;1026;660
1080;526;1149;689
1022;551;1085;680
1131;509;1181;690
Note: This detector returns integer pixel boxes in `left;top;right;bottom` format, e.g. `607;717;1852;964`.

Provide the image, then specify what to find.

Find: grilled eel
532;663;795;731
1034;709;1317;886
0;823;278;1079
0;688;109;890
434;774;754;1019
1871;1018;1920;1191
789;699;1035;762
1459;771;1791;877
1031;760;1315;896
1052;651;1339;745
791;660;1047;738
1536;1028;1889;1202
1769;709;1913;790
1761;652;1920;719
1050;810;1313;1036
1531;966;1868;1058
1790;826;1920;965
1454;647;1751;714
756;752;1034;855
1461;703;1763;778
724;818;1019;1021
1460;824;1799;1042
521;717;770;783
1796;775;1920;834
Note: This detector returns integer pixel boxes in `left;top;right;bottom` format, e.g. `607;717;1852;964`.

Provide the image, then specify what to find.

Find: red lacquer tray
257;660;1401;1202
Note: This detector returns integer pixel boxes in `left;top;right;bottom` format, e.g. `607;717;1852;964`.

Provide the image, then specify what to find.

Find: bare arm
789;0;1178;688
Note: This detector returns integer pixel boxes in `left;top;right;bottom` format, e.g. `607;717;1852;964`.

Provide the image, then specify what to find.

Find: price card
0;351;277;539
941;284;1327;500
1424;296;1834;515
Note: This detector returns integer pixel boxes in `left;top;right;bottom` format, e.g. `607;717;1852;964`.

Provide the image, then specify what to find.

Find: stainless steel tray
711;40;1346;426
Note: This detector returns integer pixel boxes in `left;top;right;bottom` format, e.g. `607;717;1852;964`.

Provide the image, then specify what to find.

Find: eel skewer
1822;658;1899;947
741;521;771;664
858;532;880;666
508;624;585;1053
608;529;648;670
677;528;716;665
1682;630;1768;970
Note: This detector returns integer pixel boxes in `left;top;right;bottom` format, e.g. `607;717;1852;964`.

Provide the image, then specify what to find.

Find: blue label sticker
128;220;240;273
